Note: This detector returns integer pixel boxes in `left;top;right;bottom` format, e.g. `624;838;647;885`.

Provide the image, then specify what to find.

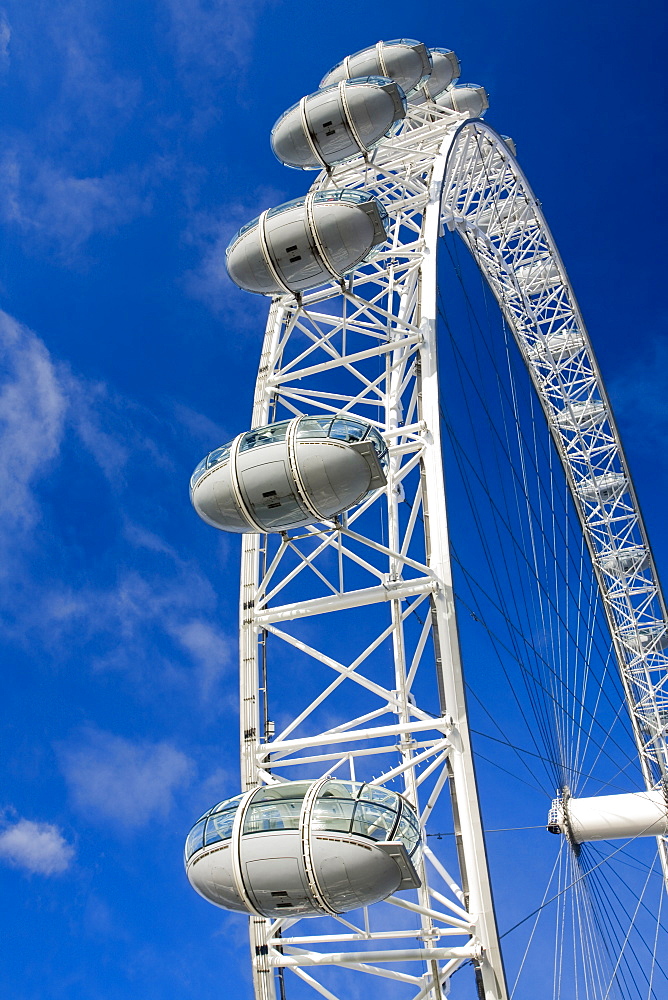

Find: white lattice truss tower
236;102;668;1000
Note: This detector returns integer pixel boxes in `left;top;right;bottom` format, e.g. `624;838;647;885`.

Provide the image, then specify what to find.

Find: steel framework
235;97;668;1000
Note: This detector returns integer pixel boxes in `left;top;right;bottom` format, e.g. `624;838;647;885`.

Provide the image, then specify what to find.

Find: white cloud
0;11;10;73
0;310;67;534
163;0;268;78
0;309;234;707
0;817;74;875
0;149;148;255
59;728;196;831
170;619;232;701
184;188;283;315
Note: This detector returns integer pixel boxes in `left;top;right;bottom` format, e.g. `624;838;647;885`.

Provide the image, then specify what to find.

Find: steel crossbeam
236;97;668;1000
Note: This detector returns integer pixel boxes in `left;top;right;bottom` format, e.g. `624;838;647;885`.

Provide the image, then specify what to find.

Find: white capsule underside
599;546;649;576
188;831;413;917
556;400;606;429
272;81;405;170
512;255;561;296
193;438;385;533
577;472;627;503
226;198;385;295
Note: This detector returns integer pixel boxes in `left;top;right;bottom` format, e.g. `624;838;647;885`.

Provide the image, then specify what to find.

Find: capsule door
237;455;308;530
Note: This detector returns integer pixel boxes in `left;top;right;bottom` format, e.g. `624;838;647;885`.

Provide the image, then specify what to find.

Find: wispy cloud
8;0;140;143
0;10;10;74
0;310;67;535
0;309;234;710
163;0;269;79
0;2;149;257
183;186;284;316
0;149;149;256
59;727;195;831
0;816;75;875
170;619;232;702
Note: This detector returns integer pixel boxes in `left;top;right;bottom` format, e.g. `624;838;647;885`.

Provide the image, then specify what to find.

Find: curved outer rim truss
441;118;668;847
234;100;668;1000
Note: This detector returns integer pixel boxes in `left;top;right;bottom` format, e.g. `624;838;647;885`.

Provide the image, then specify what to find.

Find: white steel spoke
232;89;668;1000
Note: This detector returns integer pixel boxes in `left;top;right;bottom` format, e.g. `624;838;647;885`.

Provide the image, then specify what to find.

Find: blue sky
0;2;667;999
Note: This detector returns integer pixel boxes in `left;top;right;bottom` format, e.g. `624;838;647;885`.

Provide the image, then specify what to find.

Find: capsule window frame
185;779;421;867
191;414;389;492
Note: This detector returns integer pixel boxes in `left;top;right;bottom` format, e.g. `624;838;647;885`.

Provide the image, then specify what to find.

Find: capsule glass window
329;416;368;443
239;421;290;452
207;445;231;469
311;795;356;834
190;458;208;491
351;800;398;841
396;810;422;857
243;784;309;835
204;796;243;848
295;416;333;440
185;819;206;862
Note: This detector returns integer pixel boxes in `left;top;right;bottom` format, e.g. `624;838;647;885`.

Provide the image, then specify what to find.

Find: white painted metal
234;89;668;1000
440;118;668;890
549;789;668;843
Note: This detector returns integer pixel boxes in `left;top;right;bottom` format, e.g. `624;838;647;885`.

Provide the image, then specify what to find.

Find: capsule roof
435;83;489;117
423;47;460;98
320;39;432;96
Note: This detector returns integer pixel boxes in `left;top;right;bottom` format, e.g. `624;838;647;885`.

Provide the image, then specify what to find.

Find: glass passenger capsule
271;77;406;170
577;472;627;504
225;190;389;295
599;546;649;577
435;83;489;117
527;330;586;363
185;779;422;918
320;39;432;97
411;47;461;104
555;399;606;430
190;414;389;533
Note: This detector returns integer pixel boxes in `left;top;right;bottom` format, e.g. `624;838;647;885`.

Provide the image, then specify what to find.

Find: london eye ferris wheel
182;39;668;1000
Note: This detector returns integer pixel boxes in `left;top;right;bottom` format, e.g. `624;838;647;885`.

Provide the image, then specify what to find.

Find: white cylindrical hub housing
549;790;668;843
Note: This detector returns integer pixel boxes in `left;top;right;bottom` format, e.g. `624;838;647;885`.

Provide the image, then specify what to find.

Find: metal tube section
419;147;509;1000
269;945;478;967
228;92;668;998
240;302;285;1000
551;790;668;843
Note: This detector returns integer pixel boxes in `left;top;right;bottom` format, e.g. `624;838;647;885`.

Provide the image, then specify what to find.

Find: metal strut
235;97;668;1000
